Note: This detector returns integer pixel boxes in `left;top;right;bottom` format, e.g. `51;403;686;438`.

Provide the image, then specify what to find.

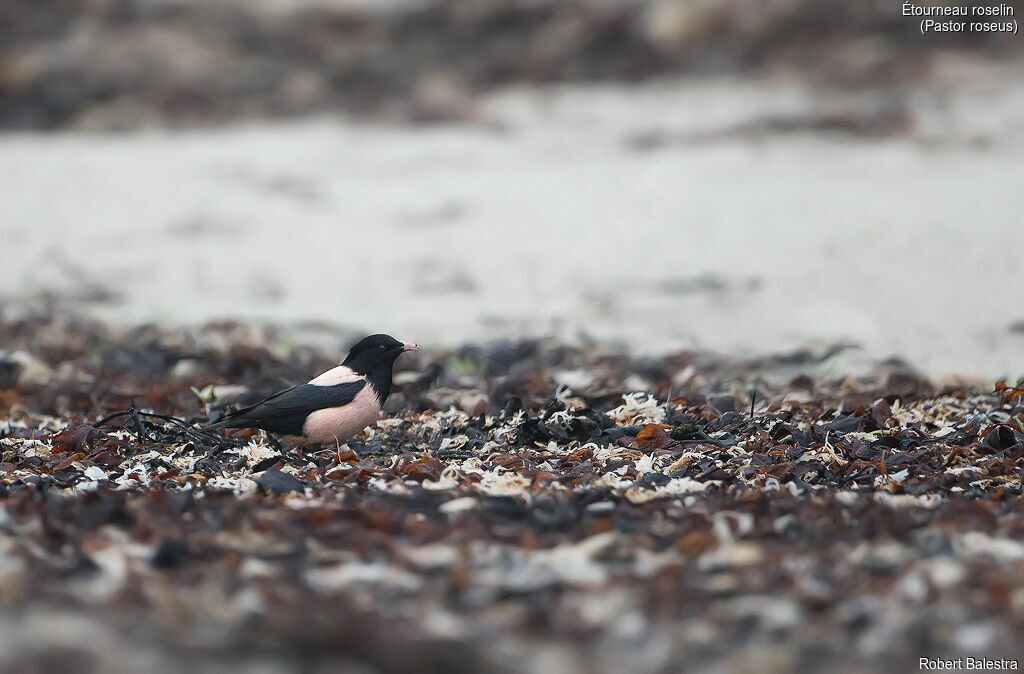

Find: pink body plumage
300;365;381;443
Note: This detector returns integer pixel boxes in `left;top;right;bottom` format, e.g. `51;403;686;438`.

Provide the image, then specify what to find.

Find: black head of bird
341;333;419;403
343;334;417;373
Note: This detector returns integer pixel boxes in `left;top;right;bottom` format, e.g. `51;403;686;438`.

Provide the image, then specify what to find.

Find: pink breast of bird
301;365;382;443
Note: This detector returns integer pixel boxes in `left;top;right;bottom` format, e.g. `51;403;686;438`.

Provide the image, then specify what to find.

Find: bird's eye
378;345;387;350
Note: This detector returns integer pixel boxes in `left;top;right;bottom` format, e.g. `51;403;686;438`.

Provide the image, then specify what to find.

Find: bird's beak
402;342;419;352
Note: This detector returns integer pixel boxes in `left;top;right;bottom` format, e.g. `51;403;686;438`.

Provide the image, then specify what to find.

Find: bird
206;334;418;444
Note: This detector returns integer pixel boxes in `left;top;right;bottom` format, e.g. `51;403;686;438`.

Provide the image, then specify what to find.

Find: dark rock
0;354;23;389
257;469;304;495
639;472;671;487
150;539;190;569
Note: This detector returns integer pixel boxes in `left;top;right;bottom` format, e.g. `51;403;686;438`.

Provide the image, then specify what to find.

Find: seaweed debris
3;0;1019;130
1;312;1023;672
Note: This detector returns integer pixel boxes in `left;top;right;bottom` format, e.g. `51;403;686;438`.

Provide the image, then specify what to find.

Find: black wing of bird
205;379;366;436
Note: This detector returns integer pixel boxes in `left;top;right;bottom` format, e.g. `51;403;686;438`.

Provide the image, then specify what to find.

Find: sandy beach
2;69;1023;379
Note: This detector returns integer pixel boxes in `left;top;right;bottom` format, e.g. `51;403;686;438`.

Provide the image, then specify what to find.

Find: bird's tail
205;417;243;432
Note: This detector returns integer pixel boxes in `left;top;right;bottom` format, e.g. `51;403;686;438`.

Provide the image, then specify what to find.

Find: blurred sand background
2;0;1023;380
